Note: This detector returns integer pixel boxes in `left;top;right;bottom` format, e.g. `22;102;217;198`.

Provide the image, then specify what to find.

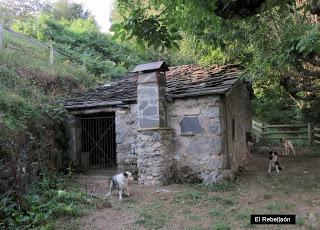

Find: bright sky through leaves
57;0;114;32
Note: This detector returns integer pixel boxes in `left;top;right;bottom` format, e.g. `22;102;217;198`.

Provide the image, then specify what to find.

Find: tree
112;0;320;123
0;0;44;26
47;0;92;21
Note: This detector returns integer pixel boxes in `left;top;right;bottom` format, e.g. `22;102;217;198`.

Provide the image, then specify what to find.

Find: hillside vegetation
0;29;94;229
0;5;150;229
113;0;320;124
0;1;196;227
0;29;93;167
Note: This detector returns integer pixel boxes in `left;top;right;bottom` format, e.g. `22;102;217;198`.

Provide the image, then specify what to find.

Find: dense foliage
0;29;96;228
9;1;195;79
0;172;93;229
12;14;145;79
112;0;320;123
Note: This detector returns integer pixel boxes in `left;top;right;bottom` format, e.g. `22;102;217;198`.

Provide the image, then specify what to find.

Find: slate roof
64;64;243;110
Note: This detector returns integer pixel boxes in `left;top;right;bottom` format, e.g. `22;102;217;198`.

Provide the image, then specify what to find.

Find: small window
232;119;235;141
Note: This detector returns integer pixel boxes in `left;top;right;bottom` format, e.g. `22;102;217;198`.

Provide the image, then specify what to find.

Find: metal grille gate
79;114;116;168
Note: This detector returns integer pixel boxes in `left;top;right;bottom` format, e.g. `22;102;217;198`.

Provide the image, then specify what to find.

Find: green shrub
0;174;92;229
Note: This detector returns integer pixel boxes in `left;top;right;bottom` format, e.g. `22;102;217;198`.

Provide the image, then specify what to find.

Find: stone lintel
137;127;173;132
180;132;196;136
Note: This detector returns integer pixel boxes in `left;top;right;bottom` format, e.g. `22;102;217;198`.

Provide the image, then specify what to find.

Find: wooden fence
252;120;320;146
314;125;320;145
0;23;82;64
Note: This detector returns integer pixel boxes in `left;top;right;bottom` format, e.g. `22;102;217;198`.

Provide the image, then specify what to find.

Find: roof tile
64;64;242;109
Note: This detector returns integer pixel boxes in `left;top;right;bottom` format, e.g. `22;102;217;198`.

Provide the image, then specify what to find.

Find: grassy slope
0;30;102;178
0;30;103;229
0;30;96;131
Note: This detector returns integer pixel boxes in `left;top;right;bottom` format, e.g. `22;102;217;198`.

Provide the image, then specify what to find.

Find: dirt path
59;151;320;230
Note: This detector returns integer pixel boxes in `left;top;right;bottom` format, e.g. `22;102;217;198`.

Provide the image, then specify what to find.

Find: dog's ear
123;172;128;178
274;152;278;155
269;151;273;155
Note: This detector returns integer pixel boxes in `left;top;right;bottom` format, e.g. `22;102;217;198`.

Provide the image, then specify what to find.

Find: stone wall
67;83;250;185
167;96;226;183
115;104;139;176
225;83;251;172
135;129;173;185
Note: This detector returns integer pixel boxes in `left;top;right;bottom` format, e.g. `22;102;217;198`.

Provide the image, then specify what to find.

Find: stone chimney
132;61;173;185
132;61;169;129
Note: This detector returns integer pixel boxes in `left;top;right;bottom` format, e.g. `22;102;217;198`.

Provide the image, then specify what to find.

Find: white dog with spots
106;171;134;200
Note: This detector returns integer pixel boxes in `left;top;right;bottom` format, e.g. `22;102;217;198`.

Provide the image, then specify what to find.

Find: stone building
64;61;252;184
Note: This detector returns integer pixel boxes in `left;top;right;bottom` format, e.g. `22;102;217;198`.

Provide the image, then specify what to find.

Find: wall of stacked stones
115;104;139;176
167;96;226;183
225;83;251;172
135;129;173;185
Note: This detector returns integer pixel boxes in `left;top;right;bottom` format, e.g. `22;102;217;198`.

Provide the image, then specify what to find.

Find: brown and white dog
106;171;134;200
268;151;283;173
281;138;296;156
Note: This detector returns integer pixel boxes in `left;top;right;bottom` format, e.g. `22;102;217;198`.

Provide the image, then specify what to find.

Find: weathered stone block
139;100;148;110
180;117;203;134
202;107;220;118
137;86;158;98
143;106;158;116
116;134;125;144
137;72;158;84
172;107;201;116
139;117;160;128
209;121;221;134
124;136;135;145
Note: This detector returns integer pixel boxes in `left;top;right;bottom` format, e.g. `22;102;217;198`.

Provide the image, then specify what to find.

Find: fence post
0;24;4;49
49;42;54;65
261;122;265;136
308;123;313;146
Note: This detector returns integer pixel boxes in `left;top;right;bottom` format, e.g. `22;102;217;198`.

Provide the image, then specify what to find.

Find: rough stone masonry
135;64;173;185
65;62;251;185
131;62;250;185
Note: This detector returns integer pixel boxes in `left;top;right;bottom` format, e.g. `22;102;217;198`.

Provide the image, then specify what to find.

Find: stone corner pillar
136;128;173;185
